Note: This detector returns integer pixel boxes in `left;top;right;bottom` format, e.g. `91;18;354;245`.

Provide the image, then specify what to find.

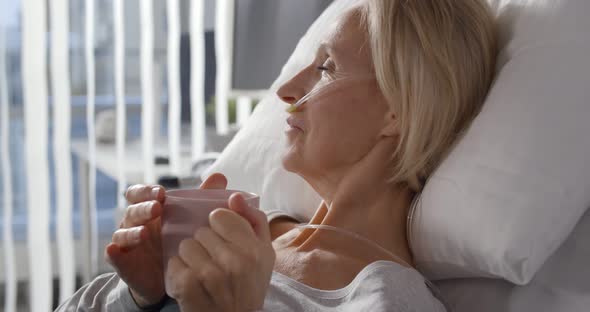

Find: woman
57;0;496;311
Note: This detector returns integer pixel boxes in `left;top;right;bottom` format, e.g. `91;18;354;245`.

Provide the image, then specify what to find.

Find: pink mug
161;189;260;271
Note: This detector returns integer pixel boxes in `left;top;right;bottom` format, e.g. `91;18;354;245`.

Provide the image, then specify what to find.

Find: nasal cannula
286;76;376;113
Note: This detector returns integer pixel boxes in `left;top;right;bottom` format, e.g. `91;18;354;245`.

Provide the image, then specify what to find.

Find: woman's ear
380;111;399;138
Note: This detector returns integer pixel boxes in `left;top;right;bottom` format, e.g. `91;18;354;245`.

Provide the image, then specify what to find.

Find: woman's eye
316;58;334;73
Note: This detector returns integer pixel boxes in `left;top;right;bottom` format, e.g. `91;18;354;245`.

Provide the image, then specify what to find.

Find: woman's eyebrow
318;42;339;60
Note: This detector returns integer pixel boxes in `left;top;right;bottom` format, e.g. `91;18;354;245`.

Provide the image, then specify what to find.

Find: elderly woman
57;0;496;311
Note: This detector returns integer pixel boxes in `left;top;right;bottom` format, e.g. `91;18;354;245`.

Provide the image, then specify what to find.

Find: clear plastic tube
296;223;413;267
286;76;376;113
295;223;449;311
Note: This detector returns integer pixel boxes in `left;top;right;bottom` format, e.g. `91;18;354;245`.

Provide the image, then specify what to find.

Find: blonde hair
361;0;497;191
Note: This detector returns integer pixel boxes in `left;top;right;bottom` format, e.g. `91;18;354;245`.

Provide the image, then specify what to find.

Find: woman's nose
276;70;310;106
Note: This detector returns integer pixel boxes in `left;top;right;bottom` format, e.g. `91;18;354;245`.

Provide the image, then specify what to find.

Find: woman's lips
286;116;305;132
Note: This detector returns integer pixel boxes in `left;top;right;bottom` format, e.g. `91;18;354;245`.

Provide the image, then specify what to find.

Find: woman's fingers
120;200;161;228
193;225;273;311
104;243;136;271
194;228;228;260
177;239;232;307
166;256;214;309
194;227;251;277
208;208;257;251
112;226;148;248
104;242;134;273
104;243;123;266
169;206;275;311
104;243;130;278
178;238;212;266
125;184;165;205
199;173;228;190
227;193;271;243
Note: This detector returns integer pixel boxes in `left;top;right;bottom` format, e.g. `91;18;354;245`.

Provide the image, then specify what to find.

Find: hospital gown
55;260;446;312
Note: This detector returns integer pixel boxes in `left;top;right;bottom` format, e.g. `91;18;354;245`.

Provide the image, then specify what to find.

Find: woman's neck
291;179;416;268
290;137;416;267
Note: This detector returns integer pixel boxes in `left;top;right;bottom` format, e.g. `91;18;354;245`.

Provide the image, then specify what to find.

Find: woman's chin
281;148;302;174
282;131;303;171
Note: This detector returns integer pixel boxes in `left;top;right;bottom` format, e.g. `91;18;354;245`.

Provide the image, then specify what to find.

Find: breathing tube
285;75;376;113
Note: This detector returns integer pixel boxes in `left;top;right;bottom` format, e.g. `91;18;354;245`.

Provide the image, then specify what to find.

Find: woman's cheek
307;126;349;166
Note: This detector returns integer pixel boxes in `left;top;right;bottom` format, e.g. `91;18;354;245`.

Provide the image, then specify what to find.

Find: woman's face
277;11;394;185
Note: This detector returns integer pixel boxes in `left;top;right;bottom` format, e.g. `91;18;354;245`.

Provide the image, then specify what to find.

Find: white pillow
434;208;590;312
411;0;590;284
204;0;590;285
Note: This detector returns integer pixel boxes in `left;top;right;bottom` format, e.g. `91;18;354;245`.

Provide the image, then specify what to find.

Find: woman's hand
165;192;276;312
104;173;228;308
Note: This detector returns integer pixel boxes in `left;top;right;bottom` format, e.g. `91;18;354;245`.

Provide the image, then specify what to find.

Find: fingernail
152;187;161;198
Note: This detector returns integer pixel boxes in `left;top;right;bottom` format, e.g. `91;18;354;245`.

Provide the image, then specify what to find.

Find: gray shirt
55;260;446;312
